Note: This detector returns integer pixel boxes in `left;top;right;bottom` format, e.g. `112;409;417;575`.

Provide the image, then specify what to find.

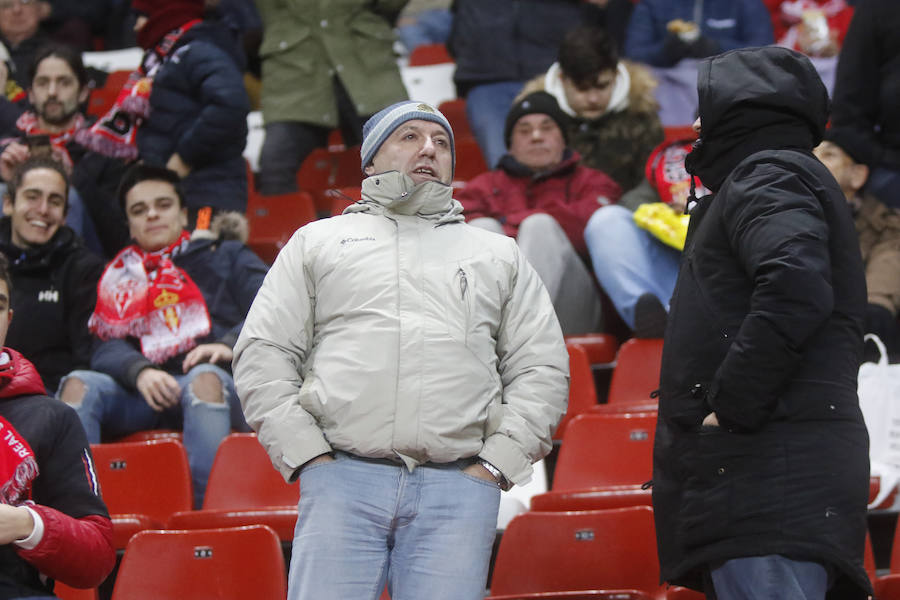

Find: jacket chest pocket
444;263;475;345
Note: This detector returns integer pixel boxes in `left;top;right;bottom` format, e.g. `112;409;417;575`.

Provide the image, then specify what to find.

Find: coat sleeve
218;245;270;348
830;1;882;154
172;42;250;169
19;404;115;588
90;337;154;390
712;0;775;51
623;0;672;67
708;165;834;431
479;242;569;486
17;510;115;589
232;229;332;482
64;250;105;373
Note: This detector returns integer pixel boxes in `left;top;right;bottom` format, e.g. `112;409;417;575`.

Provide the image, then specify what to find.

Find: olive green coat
257;0;410;126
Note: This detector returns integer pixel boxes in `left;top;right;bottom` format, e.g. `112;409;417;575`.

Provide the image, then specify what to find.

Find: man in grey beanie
233;100;569;599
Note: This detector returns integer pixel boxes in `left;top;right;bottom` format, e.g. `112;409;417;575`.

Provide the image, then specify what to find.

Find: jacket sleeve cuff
479;433;533;489
13;506;43;550
124;359;156;390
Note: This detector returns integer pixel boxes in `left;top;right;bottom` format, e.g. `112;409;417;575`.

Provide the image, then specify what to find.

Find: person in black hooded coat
652;46;871;599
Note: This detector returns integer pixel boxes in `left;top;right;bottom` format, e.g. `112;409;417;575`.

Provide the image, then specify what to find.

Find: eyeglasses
0;0;37;10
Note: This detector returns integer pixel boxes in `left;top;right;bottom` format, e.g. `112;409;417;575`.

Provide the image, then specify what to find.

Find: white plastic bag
858;334;900;508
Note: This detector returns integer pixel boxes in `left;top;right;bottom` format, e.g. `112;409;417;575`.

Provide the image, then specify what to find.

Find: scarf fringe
1;455;38;504
87;313;150;341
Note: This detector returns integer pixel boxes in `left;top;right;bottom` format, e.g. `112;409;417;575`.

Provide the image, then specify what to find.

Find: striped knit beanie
360;101;455;176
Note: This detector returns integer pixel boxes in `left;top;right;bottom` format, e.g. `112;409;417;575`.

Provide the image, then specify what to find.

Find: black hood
685;46;830;192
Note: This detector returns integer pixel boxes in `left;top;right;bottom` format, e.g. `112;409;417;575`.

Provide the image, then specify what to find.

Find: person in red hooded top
0;252;114;599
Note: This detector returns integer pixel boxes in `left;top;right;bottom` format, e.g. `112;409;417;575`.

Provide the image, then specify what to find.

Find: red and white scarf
88;231;211;363
1;112;87;172
0;352;38;505
75;20;201;159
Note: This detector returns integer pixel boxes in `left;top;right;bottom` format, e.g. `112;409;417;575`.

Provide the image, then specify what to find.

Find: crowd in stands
0;0;899;594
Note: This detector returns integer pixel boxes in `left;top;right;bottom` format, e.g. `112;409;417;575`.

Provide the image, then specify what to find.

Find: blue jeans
584;205;681;329
465;81;525;170
62;365;246;507
708;555;830;600
397;9;453;53
288;452;500;600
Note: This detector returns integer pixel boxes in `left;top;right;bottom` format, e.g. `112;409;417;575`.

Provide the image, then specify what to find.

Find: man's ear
364;164;375;176
78;84;90;105
850;163;869;193
180;207;188;229
2;194;13;217
37;0;51;20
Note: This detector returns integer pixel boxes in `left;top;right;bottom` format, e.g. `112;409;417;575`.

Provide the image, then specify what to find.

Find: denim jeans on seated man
60;363;247;508
465;81;527;170
288;452;500;600
584;204;680;329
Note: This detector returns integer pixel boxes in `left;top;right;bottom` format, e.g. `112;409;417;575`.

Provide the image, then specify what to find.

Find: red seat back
607;338;664;404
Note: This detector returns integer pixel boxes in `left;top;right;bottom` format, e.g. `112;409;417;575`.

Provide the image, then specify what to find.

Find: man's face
813;141;867;199
29;56;87;129
364;120;453;185
561;69;616;120
0;278;12;349
2;166;66;248
0;0;44;43
124;180;187;252
509;113;566;172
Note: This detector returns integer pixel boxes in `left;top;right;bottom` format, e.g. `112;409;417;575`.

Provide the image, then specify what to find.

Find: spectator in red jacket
0;251;115;598
457;91;621;334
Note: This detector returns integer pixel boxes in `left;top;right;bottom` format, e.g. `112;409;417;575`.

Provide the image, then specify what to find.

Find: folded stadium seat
563;333;619;366
488;592;654;600
90;439;193;549
297;146;364;215
437;98;475;142
111;525;286;600
328;186;362;216
487;507;666;599
452;137;490;186
112;429;182;443
407;42;453;66
54;583;99;600
86;70;131;119
532;412;656;512
167;433;299;541
553;343;598;442
246;189;317;265
662;125;698;145
606;338;664;404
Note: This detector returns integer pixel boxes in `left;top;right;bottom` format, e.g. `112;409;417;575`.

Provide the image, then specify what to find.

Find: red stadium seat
111;525;286;600
607;338;663;404
553;343;599;441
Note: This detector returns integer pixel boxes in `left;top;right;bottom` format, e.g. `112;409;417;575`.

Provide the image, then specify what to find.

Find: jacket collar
350;171;464;225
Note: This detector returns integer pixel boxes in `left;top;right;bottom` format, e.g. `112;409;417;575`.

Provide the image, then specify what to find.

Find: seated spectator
0;0;50;84
447;0;589;170
0;157;103;393
254;0;407;195
457;91;621;335
814;127;900;358
831;0;900;209
624;0;774;68
764;0;854;57
0;252;116;598
1;44;130;257
585;138;708;338
519;25;663;193
77;0;249;228
59;165;268;507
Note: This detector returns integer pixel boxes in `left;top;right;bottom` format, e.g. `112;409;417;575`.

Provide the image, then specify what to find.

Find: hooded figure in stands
652;46;871;599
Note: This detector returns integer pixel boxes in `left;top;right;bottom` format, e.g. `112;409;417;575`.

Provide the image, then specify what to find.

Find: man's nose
420;136;436;155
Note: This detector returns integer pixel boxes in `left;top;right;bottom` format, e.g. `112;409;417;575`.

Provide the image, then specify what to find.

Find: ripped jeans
61;365;247;507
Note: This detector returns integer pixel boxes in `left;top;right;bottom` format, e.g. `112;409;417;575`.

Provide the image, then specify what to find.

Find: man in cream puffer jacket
233;101;569;600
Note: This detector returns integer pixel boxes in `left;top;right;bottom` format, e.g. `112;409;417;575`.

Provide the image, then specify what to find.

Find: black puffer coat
653;47;871;598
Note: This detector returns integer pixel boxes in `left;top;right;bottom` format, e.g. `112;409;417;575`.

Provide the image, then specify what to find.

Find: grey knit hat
360;101;455;176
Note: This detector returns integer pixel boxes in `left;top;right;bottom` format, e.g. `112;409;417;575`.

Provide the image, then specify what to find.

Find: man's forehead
126;182;178;205
35;58;76;79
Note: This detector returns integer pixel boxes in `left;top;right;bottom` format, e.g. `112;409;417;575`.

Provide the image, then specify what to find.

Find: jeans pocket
458;467;501;491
